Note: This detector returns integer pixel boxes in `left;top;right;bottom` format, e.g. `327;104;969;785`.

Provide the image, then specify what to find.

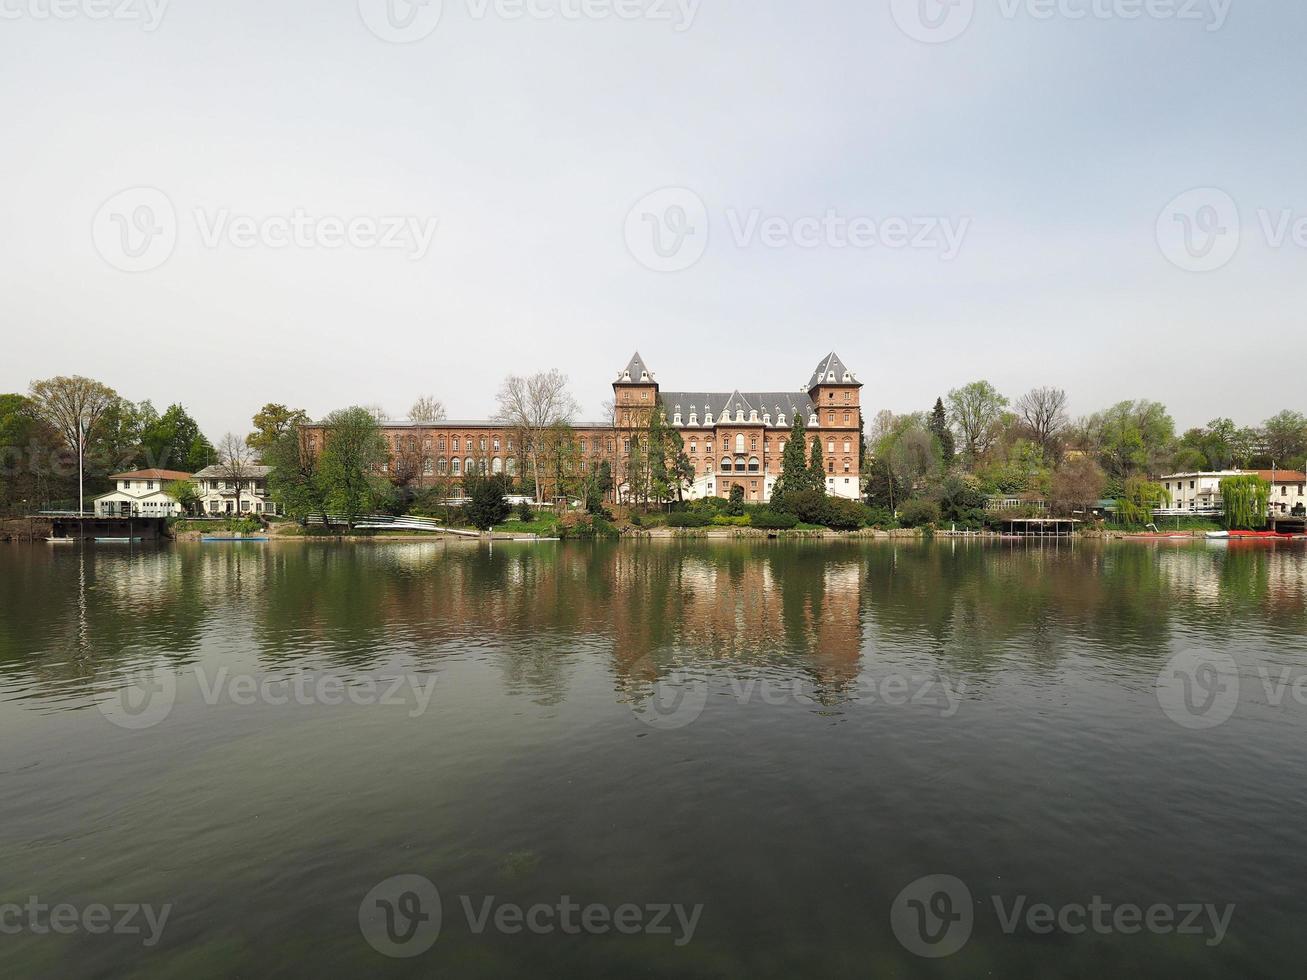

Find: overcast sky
2;0;1304;438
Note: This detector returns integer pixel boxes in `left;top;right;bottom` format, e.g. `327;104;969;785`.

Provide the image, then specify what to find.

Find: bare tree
1016;386;1069;458
408;396;447;424
363;404;389;424
217;432;254;518
494;370;581;504
28;375;118;514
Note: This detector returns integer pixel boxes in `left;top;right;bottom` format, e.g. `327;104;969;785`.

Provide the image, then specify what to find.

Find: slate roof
657;391;815;428
806;352;859;389
614;352;654;384
108;469;193;482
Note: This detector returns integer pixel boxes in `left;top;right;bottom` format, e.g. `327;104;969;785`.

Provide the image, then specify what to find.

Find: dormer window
842;372;851;382
809;413;819;426
705;412;713;425
778;413;786;427
622;370;631;380
735;409;744;422
640;371;649;380
689;412;698;426
749;410;759;422
827;372;835;381
763;413;771;426
673;412;682;425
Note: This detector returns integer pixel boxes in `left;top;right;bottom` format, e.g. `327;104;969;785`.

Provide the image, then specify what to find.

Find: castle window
750;437;757;451
507;458;517;476
673;413;682;425
843;441;851;453
763;413;771;426
580;439;587;453
690;441;697;453
438;437;446;450
843;459;851;472
706;441;713;453
452;458;460;475
466;457;475;475
623;439;631;453
721;457;731;472
705;413;713;425
750;410;758;422
843;412;851;424
493;437;500;451
844;391;851;402
492;457;503;474
479;437;487;451
827;440;835;452
748;457;759;472
735;456;746;471
809;414;818;426
735;409;744;422
423;458;433;475
778;414;785;427
438;457;448;474
735;434;745;453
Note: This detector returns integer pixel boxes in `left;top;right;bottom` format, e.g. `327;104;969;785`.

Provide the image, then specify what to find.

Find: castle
302;352;863;503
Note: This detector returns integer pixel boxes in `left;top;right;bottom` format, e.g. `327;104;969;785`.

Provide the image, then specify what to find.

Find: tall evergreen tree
772;414;809;507
929;397;955;465
808;436;827;495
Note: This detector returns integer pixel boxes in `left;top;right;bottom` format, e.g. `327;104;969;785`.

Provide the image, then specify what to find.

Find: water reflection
2;540;1305;715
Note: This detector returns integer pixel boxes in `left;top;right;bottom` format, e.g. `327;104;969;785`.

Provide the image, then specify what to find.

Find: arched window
465;457;474;475
452;458;461;475
721;457;731;472
735;456;746;472
748;457;760;472
735;434;745;453
492;457;503;474
423;457;433;475
506;458;517;476
438;457;448;475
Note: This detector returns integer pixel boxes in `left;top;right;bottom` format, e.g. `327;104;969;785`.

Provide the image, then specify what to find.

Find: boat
202;536;270;542
95;537;143;543
1205;531;1229;539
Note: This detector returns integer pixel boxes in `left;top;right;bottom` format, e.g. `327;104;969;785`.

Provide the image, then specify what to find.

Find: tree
164;478;200;516
143;403;216;472
1115;477;1170;526
928;397;955;465
28;375;117;514
808;436;827;495
247;404;309;459
1049;457;1106;517
1263;410;1307;469
1220;474;1270;530
1016;386;1068;459
216;432;255;518
870;416;938;513
1085;400;1175;481
727;483;746;516
408;396;446;424
464;471;511;530
934;472;987;526
494;370;581;505
266;427;329;524
318;407;389;526
771;414;810;508
946;381;1008;459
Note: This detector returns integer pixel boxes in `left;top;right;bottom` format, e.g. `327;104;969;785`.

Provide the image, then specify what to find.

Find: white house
1158;469;1307;516
93;469;194;517
193;464;279;516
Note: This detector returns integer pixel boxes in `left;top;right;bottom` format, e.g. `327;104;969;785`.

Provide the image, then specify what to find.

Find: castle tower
613;352;658;429
806;352;863;496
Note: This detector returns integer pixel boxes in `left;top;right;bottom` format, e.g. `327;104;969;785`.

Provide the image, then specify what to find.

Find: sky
2;0;1304;439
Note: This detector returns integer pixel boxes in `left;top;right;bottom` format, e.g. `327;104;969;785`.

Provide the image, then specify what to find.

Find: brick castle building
302;352;863;503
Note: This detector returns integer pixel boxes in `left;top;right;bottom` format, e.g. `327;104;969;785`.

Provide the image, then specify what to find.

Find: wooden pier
43;514;169;542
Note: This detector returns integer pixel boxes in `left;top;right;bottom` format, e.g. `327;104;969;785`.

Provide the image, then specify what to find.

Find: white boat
1205;531;1229;539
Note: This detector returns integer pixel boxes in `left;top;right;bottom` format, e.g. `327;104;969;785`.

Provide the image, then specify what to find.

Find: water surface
1;539;1305;977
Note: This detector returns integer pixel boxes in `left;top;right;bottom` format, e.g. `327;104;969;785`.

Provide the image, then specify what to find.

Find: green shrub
559;514;619;539
516;499;534;522
711;514;750;527
862;506;897;529
752;511;798;530
823;498;866;531
898;498;940;528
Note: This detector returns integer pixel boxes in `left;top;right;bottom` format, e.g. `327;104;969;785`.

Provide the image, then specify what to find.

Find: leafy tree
143;403;216;472
928;397;955;465
1085;400;1175;480
247;404;310;459
935;473;987;525
266;427;329;524
1114;477;1170;526
164;479;200;515
946;380;1008;458
1220;474;1270;530
1263;410;1307;469
318;407;389;526
897;498;940;528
